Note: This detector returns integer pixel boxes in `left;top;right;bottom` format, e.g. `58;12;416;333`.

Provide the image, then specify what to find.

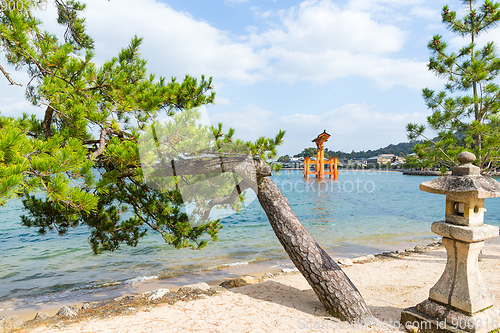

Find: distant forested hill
290;141;421;160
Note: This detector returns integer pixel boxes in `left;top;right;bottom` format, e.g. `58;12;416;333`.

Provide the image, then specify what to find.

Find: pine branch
202;179;251;220
91;128;108;159
0;64;22;86
41;106;54;138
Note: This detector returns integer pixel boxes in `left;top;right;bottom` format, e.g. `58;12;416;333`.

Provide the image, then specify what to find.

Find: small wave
207;260;253;270
123;275;159;285
1;274;161;311
225;261;250;267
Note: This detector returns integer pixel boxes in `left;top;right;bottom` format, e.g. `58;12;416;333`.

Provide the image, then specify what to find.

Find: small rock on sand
56;306;79;318
178;282;210;292
219;276;258;288
143;288;170;300
338;259;353;266
414;245;426;253
0;315;23;333
82;299;113;310
34;312;49;321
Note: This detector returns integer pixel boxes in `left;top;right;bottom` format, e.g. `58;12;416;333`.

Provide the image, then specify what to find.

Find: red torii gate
303;130;339;180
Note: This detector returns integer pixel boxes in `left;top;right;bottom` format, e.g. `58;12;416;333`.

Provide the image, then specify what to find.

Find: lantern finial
457;151;475;164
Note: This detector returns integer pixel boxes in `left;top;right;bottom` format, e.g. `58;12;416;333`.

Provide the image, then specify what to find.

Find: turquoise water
1;170;500;312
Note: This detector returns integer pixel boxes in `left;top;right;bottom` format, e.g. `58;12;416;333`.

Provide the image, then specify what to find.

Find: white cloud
449;25;500;51
260;48;438;89
277;104;428;154
35;0;436;89
75;0;266;84
215;97;231;105
245;0;439;88
409;6;440;20
0;0;444;132
10;0;441;90
0;99;43;119
0;58;44;118
210;103;275;140
209;103;428;155
346;0;427;22
255;0;406;54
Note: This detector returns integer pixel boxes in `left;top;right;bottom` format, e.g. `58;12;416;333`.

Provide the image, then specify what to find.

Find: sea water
1;170;499;312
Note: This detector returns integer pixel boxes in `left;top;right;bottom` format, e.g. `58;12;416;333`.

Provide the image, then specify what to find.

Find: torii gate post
303;130;338;180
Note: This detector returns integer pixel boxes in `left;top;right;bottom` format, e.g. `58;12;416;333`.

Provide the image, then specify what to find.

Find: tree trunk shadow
228;279;331;317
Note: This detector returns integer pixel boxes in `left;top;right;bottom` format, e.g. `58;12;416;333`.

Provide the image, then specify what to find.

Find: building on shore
367;154;396;166
347;159;368;168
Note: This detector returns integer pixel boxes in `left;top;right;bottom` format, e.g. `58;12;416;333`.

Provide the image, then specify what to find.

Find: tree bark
42;106;54;138
256;176;373;323
148;156;373;323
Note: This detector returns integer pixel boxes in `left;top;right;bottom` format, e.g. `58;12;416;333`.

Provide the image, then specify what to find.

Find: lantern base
401;299;500;333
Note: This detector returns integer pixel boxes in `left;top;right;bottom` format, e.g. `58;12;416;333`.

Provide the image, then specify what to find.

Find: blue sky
1;0;498;156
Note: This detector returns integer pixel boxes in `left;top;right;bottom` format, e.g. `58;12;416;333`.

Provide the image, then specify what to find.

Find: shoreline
11;236;499;333
1;235;438;321
2;237;439;326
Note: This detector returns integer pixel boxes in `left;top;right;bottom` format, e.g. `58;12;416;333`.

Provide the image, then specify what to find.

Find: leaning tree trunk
256;176;373;323
153;156;373;323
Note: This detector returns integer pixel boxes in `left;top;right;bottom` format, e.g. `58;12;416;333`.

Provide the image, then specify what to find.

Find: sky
1;0;499;156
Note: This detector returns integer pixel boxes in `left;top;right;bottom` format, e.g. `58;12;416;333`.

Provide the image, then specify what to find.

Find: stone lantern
401;152;500;333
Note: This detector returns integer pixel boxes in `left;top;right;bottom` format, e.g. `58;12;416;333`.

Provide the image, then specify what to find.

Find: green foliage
277;155;290;162
290;141;419;160
294;147;317;158
407;0;500;171
402;155;425;169
0;1;283;253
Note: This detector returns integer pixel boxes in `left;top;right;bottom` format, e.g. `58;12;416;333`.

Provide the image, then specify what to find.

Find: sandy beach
6;236;499;333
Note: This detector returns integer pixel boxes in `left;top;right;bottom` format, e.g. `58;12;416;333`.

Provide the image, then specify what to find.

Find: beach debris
113;295;137;302
280;267;299;273
425;243;442;251
219;276;259;288
142;288;170;300
0;315;23;333
209;286;227;293
82;299;114;310
405;248;414;253
56;306;79;318
33;312;49;321
125;307;137;314
262;272;275;279
178;282;210;293
413;245;426;253
351;256;365;263
337;259;353;266
351;255;376;264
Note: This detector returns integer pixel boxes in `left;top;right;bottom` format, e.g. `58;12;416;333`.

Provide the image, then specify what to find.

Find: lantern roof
420;152;500;198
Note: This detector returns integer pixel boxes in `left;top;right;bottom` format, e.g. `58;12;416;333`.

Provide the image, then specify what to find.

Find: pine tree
1;1;374;323
407;0;500;171
0;1;283;251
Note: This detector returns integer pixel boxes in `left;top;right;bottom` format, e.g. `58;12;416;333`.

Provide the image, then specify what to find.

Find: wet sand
10;237;500;332
2;237;437;322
